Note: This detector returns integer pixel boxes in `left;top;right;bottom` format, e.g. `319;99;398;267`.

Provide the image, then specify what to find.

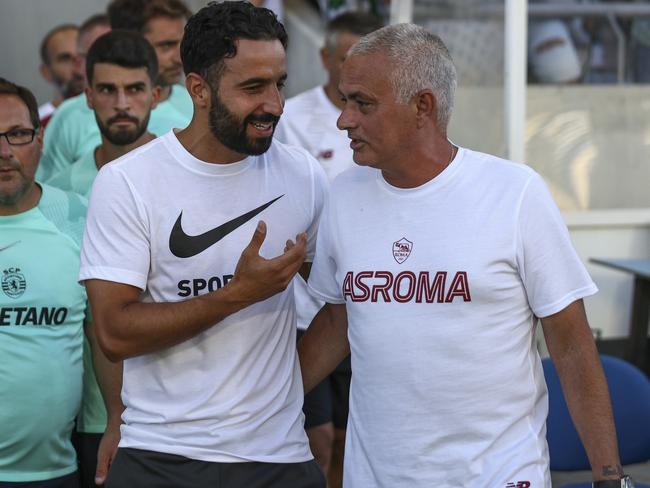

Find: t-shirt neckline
376;146;465;195
163;130;255;177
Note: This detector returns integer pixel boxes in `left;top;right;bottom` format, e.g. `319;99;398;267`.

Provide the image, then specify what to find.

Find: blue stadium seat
543;355;650;487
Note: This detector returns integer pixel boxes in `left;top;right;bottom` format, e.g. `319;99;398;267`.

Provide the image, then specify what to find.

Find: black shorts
297;329;351;430
105;448;325;488
0;472;79;488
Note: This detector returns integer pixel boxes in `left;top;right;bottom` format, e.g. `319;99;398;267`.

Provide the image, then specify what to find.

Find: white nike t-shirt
275;85;354;329
308;148;597;487
79;131;327;463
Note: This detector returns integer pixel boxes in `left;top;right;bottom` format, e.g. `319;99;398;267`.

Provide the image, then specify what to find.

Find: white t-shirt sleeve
307;198;346;304
516;173;597;318
79;165;150;290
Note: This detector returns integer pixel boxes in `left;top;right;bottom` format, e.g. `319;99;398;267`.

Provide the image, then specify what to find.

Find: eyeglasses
0;128;37;146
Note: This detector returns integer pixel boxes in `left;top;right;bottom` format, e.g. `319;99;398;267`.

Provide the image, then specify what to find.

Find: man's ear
412;89;437;129
320;46;330;71
150;84;162;110
39;64;53;84
185;72;211;110
85;87;94;110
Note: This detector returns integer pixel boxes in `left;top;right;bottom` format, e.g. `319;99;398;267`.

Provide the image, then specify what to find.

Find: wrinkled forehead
339;52;393;94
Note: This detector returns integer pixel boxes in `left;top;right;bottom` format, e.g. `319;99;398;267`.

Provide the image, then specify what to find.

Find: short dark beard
53;71;84;99
0;164;31;207
95;111;150;146
208;86;279;156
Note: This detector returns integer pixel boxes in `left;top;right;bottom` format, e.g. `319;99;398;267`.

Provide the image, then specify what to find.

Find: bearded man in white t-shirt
79;2;327;487
298;24;631;488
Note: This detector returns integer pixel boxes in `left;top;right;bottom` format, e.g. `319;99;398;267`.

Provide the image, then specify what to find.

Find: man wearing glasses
0;78;112;488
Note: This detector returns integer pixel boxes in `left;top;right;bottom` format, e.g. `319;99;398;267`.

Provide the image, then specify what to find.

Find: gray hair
348;23;457;128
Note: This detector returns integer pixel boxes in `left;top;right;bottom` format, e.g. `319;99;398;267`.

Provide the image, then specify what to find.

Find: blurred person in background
36;14;112;182
38;24;83;128
71;15;113;91
529;19;582;83
48;30;163;488
38;4;191;183
274;11;382;488
107;0;193;118
49;31;161;198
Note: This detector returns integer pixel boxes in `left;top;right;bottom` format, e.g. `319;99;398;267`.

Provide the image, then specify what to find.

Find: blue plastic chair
543;355;650;488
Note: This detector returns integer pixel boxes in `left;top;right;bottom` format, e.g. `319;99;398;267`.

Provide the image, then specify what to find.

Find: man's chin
243;137;273;156
105;129;140;146
158;73;183;87
63;84;84;99
0;179;31;207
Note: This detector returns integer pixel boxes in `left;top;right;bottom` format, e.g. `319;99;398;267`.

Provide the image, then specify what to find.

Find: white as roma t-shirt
79;131;327;463
308;148;597;487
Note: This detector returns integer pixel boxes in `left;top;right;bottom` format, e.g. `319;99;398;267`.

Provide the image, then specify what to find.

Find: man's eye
158;41;177;51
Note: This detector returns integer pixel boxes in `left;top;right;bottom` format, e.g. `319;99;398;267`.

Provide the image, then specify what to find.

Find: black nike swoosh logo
169;195;284;258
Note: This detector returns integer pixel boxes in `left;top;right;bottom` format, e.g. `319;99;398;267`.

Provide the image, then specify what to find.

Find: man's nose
264;85;284;117
337;106;356;131
0;135;14;159
115;89;130;111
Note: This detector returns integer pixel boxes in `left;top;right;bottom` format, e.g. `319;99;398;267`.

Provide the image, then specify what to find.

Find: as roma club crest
392;238;413;264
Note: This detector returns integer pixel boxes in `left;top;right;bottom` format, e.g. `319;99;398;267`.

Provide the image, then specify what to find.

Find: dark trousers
106;448;325;488
75;433;101;488
0;472;79;488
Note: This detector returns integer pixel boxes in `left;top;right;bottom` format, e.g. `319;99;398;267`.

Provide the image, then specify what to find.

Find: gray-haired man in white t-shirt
298;23;629;488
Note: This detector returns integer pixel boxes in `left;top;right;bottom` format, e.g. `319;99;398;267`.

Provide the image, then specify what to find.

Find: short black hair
79;13;110;38
325;12;383;51
85;30;159;84
40;24;78;65
0;78;40;129
108;0;191;32
181;1;287;82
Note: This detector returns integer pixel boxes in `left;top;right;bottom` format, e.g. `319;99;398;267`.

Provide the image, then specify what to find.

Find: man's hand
94;421;121;485
87;220;308;360
228;220;307;304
